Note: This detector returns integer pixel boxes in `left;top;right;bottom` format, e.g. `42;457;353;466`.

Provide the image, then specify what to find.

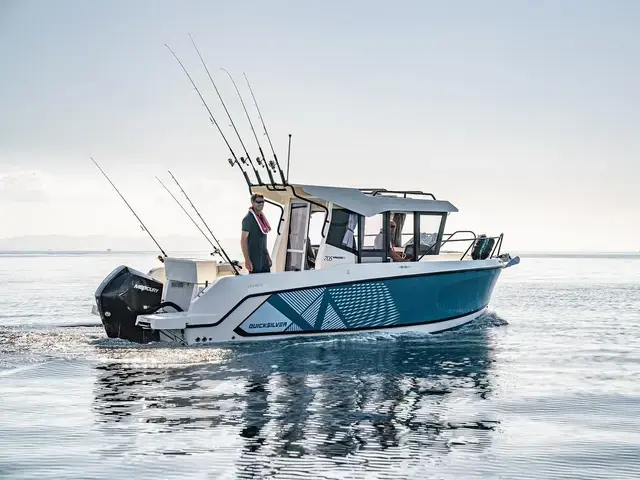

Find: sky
1;0;639;252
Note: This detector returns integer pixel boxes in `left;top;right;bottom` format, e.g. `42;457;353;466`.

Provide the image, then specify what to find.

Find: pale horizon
1;234;638;256
1;1;638;253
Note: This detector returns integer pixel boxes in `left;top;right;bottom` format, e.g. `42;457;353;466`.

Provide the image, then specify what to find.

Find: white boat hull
154;305;487;345
131;258;511;346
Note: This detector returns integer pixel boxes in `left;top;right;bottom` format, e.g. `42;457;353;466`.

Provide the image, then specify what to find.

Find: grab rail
362;188;437;199
418;231;504;261
419;230;474;260
363;229;505;261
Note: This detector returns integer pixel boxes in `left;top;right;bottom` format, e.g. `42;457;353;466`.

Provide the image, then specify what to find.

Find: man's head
379;219;397;234
251;193;265;212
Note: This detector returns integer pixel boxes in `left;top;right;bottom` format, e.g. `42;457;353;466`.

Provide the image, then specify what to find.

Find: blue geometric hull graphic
236;267;502;336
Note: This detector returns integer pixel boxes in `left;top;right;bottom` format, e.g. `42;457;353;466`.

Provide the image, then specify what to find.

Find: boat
89;44;519;345
91;180;519;345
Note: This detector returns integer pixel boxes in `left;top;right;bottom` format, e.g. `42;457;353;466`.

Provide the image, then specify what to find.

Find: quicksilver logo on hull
248;322;288;329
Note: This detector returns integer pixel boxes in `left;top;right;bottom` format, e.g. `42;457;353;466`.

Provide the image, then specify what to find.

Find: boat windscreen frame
353;210;449;263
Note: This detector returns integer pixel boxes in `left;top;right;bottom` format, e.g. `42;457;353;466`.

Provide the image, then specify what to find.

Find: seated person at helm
374;219;408;262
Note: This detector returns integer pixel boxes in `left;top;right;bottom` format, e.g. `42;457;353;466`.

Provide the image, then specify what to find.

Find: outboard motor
471;235;496;260
94;265;163;343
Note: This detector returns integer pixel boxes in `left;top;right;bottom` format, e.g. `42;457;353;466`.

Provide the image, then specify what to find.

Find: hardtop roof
252;183;458;216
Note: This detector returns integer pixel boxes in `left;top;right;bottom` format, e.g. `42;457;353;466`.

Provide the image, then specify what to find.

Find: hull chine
233;306;488;340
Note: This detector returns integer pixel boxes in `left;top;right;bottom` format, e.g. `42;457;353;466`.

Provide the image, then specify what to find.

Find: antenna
243;72;287;184
286;134;292;182
220;67;277;187
90;157;167;257
188;34;263;186
164;43;252;191
167;170;240;275
156;176;219;255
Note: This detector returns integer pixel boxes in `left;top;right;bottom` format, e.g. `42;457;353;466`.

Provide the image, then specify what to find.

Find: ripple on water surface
1;253;640;479
2;312;638;480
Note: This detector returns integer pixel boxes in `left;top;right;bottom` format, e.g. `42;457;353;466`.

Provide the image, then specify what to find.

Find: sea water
0;252;639;479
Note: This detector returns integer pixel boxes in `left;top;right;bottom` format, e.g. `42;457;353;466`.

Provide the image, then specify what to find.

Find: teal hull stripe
235;267;501;336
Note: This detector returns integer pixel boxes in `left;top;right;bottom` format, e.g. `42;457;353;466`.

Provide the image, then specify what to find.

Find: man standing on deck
241;193;273;274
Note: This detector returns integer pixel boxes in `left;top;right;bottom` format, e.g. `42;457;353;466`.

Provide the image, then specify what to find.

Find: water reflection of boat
92;327;499;474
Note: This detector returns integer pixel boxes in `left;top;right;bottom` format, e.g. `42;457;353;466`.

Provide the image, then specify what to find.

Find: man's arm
240;230;252;271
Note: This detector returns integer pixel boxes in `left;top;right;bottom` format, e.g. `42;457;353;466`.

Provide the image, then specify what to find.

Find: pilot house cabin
251;184;460;273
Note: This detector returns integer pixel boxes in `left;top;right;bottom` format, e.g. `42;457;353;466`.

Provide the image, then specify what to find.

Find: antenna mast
286;134;292;182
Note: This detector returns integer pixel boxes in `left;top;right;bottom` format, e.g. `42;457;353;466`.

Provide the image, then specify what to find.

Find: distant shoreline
1;250;638;259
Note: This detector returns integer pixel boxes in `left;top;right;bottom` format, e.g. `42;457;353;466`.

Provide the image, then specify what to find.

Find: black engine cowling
94;265;163;343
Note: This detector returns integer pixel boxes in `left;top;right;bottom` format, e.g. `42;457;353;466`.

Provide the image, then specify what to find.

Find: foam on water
1;253;640;479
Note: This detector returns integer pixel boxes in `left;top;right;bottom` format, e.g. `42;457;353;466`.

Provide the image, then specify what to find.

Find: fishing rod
155;176;219;254
220;67;276;187
90;157;167;257
167;170;240;275
164;43;252;191
188;34;263;186
243;72;287;185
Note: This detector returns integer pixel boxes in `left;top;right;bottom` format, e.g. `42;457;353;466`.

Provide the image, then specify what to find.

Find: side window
392;212;415;259
417;213;445;256
307;210;325;247
362;214;384;249
326;208;359;255
284;203;310;271
359;213;388;263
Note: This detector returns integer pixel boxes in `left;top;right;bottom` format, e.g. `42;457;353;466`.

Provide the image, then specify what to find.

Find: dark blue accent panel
314;292;330;330
267;295;314;331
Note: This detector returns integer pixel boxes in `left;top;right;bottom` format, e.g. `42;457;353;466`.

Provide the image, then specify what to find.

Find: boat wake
0;310;509;372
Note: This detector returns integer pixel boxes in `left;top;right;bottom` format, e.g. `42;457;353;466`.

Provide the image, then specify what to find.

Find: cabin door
285;201;311;271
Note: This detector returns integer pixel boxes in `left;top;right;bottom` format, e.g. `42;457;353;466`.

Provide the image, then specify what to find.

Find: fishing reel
268;160;277;172
255;156;264;167
227;158;235;167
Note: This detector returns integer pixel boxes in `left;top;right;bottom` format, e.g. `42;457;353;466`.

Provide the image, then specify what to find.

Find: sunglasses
253;199;264;204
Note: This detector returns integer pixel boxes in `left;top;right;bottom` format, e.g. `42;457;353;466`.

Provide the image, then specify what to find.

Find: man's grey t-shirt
242;211;269;271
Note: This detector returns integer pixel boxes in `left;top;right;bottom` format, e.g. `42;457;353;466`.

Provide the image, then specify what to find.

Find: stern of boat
91;257;245;344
